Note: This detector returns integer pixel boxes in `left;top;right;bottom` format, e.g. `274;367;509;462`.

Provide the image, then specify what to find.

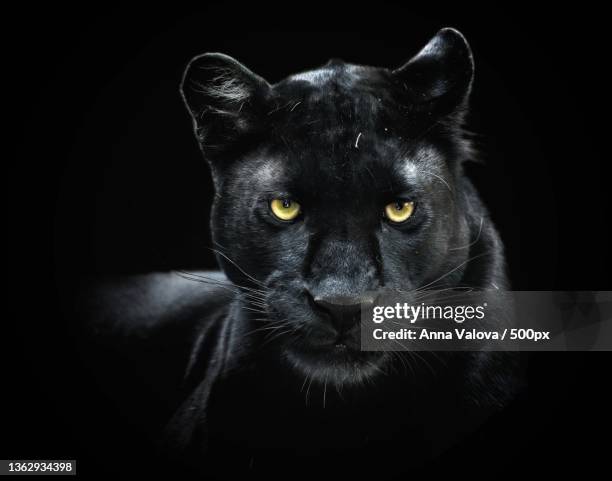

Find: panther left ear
393;28;474;117
180;53;271;157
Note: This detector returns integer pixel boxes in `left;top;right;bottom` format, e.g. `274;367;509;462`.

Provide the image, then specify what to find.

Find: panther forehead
267;74;397;159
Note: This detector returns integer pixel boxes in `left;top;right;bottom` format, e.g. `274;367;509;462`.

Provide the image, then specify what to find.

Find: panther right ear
180;53;271;154
392;28;474;118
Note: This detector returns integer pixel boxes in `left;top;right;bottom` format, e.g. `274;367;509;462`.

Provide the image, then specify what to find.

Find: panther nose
312;294;374;332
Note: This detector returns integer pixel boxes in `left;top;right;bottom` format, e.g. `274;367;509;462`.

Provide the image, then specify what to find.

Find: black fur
88;28;522;477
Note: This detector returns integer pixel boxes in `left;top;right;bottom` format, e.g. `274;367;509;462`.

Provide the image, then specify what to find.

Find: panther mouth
283;330;386;386
263;301;386;384
294;328;361;355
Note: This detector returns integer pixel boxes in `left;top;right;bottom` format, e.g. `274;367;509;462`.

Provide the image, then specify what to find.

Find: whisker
305;375;314;406
419;169;453;194
323;374;328;408
204;246;267;288
175;270;268;296
449;217;484;251
416;250;492;291
174;271;240;294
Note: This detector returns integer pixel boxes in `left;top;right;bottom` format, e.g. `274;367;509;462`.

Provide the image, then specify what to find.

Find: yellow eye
270;198;301;221
384;201;415;223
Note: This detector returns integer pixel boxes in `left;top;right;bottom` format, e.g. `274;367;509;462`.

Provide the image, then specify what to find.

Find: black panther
86;28;522;478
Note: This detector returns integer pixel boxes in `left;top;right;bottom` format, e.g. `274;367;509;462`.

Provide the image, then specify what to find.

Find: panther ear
180;53;271;154
393;28;474;117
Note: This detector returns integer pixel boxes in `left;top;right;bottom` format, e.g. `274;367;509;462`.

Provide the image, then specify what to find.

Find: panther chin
282;335;388;387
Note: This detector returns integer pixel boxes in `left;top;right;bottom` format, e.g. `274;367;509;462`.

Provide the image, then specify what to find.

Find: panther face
181;29;478;385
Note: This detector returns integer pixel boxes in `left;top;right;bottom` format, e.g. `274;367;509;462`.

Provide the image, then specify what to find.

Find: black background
5;3;611;478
